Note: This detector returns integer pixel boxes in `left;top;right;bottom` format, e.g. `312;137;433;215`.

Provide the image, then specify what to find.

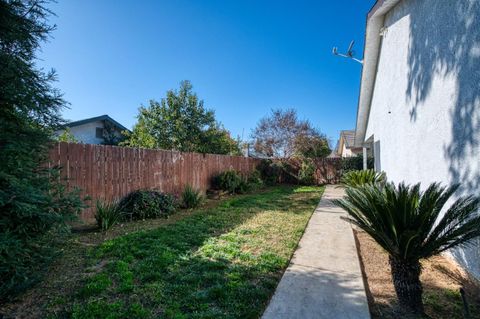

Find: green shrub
246;170;264;190
280;161;300;184
236;176;254;194
256;160;283;185
341;154;374;173
340;169;386;188
297;159;316;185
210;174;221;190
213;170;243;194
95;200;122;231
181;185;204;209
212;170;264;194
118;190;177;220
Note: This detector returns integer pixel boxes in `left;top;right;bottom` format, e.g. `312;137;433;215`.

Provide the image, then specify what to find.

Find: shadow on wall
406;0;480;276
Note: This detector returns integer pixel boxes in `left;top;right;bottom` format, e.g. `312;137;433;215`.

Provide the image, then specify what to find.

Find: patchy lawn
2;186;323;319
355;230;480;319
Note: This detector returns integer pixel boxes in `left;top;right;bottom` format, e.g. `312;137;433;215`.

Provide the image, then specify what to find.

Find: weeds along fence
48;142;261;220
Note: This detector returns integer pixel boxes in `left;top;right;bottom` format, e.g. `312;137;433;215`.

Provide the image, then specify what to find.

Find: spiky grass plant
340;169;386;188
334;182;480;314
181;185;204;209
95;200;122;231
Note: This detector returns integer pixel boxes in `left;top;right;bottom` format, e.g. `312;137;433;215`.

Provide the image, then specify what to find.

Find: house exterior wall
338;136;362;158
340;145;363;158
365;0;480;278
341;142;354;158
67;121;105;144
56;120;125;144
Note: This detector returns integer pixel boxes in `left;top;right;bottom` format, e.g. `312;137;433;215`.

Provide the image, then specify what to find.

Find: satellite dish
332;40;363;64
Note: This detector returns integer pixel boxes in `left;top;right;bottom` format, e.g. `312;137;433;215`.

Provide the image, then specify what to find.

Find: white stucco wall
365;0;480;278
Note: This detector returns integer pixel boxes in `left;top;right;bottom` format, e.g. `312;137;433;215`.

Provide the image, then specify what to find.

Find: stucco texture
365;0;480;278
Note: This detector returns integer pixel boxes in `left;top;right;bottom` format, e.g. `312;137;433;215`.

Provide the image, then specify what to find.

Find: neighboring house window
95;127;104;138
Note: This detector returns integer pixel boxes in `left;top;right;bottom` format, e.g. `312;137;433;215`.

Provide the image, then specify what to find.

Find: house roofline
340;129;356;148
65;115;130;132
354;0;402;147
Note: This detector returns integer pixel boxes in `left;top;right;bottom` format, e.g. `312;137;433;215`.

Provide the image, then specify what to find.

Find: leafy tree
251;108;330;158
102;121;125;145
56;127;78;143
122;81;241;155
0;0;84;300
334;182;480;314
294;133;330;158
121;114;156;148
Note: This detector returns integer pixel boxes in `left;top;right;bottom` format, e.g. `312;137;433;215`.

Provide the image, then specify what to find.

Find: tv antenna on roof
332;40;363;64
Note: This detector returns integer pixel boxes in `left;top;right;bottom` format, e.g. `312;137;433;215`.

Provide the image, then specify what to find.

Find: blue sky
40;0;373;146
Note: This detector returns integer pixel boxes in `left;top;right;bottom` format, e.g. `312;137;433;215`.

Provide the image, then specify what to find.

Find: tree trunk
389;256;424;314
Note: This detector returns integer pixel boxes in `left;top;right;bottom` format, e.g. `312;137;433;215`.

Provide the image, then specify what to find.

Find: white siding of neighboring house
56;120;124;144
340;142;354;158
67;121;106;144
364;0;480;278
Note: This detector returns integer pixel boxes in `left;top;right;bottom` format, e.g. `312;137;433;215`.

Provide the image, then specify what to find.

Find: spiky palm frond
333;182;480;262
340;169;386;188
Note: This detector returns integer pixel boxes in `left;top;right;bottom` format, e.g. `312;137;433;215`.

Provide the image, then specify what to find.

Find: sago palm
340;169;386;188
333;182;480;314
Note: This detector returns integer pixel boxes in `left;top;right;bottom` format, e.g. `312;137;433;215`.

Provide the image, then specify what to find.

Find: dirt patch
355;230;480;318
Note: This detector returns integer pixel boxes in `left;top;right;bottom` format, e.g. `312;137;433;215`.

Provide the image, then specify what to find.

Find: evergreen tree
0;0;83;300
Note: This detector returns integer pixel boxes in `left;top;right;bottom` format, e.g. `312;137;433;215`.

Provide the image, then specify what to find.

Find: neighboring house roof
335;130;357;154
341;130;356;148
354;0;403;147
65;114;130;132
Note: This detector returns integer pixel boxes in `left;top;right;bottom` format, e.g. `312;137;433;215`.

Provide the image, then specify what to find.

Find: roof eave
66;115;130;132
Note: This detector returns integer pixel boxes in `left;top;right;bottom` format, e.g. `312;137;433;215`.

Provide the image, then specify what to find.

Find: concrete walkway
262;185;370;319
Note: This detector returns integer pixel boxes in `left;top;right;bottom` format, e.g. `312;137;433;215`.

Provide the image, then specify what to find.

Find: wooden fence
312;158;343;184
49;142;261;220
48;143;344;221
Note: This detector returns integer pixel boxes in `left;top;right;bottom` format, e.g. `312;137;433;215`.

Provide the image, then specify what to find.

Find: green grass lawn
53;185;323;319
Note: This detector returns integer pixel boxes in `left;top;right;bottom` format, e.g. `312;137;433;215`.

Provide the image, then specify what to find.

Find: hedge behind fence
256;155;374;186
341;155;374;173
257;158;343;185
